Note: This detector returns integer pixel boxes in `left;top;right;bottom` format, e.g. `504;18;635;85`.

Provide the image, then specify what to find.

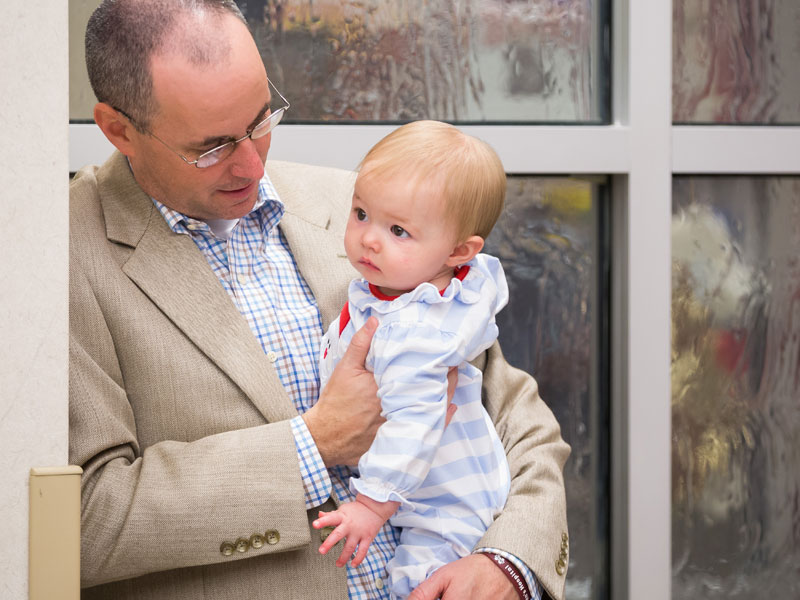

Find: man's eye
390;225;409;238
355;208;367;221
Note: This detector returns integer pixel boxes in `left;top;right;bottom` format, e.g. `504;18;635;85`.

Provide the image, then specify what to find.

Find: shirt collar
150;173;285;236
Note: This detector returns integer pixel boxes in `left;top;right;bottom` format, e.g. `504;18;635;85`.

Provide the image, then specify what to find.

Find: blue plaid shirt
152;173;542;600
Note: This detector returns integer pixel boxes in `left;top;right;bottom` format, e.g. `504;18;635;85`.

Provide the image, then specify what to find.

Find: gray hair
85;0;246;131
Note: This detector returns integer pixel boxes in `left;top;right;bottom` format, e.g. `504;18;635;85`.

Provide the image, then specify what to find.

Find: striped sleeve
351;322;459;503
290;415;332;509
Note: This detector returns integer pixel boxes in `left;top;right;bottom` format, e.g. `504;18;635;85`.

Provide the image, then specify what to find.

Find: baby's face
344;170;461;296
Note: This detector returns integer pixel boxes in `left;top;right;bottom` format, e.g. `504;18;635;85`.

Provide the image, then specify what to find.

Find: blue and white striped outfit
152;172;540;599
319;253;512;599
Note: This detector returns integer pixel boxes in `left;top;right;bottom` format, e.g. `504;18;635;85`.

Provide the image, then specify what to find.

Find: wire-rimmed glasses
115;78;290;169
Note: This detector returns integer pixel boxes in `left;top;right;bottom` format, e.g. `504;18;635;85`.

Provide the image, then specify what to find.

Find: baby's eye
355;208;367;221
390;225;409;238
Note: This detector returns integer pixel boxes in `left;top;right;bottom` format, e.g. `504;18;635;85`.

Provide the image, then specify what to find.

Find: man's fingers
446;367;457;394
444;367;458;427
338;317;377;368
408;569;446;600
444;402;458;427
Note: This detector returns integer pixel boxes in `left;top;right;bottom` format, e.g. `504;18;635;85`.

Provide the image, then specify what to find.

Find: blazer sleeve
69;164;318;587
69;260;316;587
475;341;571;600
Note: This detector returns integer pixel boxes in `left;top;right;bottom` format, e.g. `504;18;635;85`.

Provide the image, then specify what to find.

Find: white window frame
67;2;800;599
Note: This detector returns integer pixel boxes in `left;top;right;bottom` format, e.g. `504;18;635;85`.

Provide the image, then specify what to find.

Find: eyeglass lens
195;108;286;168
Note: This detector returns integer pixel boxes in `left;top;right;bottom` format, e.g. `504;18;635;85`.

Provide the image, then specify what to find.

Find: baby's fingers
337;536;359;568
318;526;346;556
313;511;341;529
351;540;370;567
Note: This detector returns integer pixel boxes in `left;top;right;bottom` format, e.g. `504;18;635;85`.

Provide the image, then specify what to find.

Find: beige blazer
69;151;570;600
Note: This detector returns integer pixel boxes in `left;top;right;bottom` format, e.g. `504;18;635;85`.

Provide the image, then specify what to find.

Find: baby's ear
446;235;484;266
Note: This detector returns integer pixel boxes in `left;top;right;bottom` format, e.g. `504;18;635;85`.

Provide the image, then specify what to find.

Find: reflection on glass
672;177;800;598
673;0;800;123
485;176;606;600
68;0;608;122
245;0;606;123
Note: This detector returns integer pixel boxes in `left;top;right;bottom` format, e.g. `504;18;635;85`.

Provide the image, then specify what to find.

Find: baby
314;120;511;599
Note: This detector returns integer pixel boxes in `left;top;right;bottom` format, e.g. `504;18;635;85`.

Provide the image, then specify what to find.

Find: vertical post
0;2;70;598
29;467;83;600
626;1;673;599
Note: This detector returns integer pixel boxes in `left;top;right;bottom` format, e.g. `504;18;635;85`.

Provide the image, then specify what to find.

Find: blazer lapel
266;160;357;330
97;152;297;424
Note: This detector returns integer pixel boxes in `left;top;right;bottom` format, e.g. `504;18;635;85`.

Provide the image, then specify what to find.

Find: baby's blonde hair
357;120;506;241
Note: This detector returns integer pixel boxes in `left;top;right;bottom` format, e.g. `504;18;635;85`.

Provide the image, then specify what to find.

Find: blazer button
319;526;335;542
250;533;265;549
220;541;235;556
265;529;280;545
235;538;250;553
556;558;567;575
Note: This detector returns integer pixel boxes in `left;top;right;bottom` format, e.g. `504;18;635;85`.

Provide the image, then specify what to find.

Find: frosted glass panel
672;177;800;598
673;0;800;123
69;0;609;122
486;177;607;600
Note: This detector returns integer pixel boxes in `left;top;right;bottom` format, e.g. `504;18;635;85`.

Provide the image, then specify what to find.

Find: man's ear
93;102;138;157
445;235;484;267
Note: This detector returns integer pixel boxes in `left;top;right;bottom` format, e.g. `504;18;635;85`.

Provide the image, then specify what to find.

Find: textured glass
244;0;607;122
486;176;607;600
673;0;800;124
672;176;800;598
68;0;609;122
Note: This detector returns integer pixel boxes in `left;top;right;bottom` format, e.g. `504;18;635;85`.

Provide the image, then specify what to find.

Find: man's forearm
477;341;571;600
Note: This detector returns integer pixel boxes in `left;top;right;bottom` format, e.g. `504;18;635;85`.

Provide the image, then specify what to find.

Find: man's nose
229;136;266;180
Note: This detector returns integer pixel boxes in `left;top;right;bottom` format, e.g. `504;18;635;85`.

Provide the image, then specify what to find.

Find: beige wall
0;3;69;598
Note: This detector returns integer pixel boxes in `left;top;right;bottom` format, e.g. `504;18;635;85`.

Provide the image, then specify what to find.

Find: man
70;1;570;599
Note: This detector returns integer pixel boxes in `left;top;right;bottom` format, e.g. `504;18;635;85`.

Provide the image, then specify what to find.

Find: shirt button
375;578;385;590
187;222;199;231
236;273;247;285
267;351;277;363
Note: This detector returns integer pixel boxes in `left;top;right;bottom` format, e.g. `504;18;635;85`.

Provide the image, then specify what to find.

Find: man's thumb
341;316;377;367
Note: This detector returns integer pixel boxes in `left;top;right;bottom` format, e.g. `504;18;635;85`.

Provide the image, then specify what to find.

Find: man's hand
408;554;518;600
304;316;459;467
303;317;383;466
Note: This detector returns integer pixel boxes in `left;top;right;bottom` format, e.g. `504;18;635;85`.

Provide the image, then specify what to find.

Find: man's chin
215;187;259;219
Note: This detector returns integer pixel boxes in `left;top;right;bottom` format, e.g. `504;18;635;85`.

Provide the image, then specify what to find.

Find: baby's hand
312;497;397;567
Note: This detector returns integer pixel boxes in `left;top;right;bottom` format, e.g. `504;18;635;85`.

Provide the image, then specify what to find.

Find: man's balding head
85;0;247;131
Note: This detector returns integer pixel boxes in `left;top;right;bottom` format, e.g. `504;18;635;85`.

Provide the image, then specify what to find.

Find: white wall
0;3;69;598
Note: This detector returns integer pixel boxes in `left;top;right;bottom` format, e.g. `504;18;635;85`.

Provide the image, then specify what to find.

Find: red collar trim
367;265;471;301
338;302;351;336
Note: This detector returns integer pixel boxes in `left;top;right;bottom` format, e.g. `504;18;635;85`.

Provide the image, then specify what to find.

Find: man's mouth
218;181;256;198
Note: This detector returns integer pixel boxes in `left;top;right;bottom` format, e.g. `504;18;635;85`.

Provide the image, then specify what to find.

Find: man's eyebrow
190;100;272;149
